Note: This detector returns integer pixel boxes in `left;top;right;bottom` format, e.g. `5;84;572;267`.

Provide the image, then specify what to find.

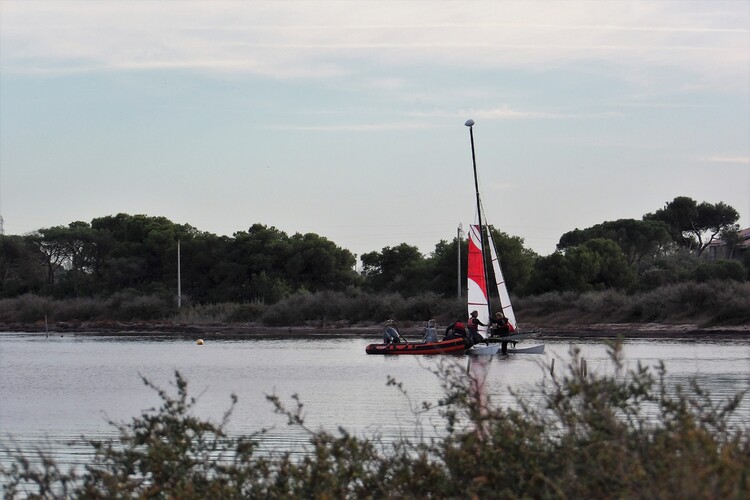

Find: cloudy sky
1;0;748;258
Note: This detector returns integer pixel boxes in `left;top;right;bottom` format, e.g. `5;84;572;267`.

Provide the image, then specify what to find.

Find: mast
465;119;491;321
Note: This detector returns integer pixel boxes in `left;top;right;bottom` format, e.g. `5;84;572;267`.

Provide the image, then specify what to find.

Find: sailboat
464;119;544;355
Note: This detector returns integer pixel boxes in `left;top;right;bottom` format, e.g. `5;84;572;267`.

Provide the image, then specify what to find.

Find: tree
423;238;463;297
360;243;427;294
558;219;673;265
526;252;576;294
28;228;69;287
527;239;635;293
0;235;44;296
486;227;537;295
285;232;359;292
645;197;740;256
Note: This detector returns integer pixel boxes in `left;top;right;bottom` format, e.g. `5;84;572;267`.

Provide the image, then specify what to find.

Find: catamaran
464;119;544;355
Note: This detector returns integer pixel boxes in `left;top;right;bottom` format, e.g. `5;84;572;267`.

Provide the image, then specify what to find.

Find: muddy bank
1;320;748;340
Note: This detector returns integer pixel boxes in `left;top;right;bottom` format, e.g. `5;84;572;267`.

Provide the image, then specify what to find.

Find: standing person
422;319;438;343
467;310;487;346
383;319;402;344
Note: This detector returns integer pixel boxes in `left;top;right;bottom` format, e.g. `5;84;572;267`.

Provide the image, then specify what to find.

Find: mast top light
464;119;475;127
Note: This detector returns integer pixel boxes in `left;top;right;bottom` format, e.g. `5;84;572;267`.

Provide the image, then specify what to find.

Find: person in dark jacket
491;311;511;337
491;311;513;353
383;319;402;344
443;321;467;341
467;310;488;346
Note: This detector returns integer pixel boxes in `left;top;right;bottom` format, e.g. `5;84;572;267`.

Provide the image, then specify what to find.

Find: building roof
707;227;750;249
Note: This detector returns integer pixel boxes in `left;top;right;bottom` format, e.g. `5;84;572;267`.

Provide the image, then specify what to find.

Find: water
1;333;749;471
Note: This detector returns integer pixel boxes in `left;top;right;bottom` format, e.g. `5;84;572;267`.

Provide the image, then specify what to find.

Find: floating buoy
196;339;204;345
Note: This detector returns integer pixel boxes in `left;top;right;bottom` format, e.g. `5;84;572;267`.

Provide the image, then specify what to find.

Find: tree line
0;196;746;305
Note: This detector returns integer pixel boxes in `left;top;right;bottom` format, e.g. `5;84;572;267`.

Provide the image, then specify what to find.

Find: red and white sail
467;224;490;335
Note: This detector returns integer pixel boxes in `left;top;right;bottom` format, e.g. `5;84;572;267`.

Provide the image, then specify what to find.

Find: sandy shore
2;320;748;339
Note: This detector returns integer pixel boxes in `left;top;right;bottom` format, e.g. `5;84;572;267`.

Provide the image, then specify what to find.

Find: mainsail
467;224;490;335
486;226;517;331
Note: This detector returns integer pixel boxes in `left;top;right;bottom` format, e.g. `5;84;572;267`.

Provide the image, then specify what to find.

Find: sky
1;1;748;260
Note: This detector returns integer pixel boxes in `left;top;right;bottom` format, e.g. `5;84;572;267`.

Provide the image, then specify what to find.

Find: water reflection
1;334;748;472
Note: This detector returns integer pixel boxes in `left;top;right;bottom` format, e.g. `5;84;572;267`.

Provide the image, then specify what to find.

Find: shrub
107;292;174;321
695;259;747;283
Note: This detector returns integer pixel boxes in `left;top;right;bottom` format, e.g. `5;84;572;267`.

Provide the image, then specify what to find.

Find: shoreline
2;320;749;340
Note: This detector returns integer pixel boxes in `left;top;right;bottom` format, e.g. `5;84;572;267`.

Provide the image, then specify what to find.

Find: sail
486;226;518;331
467;224;490;335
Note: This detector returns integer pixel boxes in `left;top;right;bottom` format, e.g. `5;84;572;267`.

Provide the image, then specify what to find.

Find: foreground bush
2;344;748;498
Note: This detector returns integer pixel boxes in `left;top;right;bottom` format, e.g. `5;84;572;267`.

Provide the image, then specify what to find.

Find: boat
507;344;545;354
464;222;499;355
365;337;467;355
463;120;499;356
464;119;543;355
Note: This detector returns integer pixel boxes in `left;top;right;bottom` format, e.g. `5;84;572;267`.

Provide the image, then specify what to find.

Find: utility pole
457;223;463;297
177;239;182;309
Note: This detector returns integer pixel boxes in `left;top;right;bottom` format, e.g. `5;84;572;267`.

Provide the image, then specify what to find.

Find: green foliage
516;281;750;326
259;290;461;327
528;239;636;294
0;236;45;297
2;346;748;498
558;218;673;265
487;227;536;294
645;196;740;256
625;281;750;324
1;199;746;304
360;243;427;295
0;292;174;324
695;260;747;283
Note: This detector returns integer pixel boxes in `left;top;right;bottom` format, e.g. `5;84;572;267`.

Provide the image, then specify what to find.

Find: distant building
706;227;750;260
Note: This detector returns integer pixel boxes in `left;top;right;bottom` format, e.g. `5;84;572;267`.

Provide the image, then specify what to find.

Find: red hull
365;337;467;355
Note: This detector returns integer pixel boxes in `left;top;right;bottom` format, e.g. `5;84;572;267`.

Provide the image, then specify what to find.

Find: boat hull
365;337;467;355
486;332;535;343
468;343;500;355
506;344;545;354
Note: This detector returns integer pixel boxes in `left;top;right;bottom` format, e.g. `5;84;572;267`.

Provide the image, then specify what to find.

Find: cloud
267;122;441;132
407;107;612;120
1;0;748;91
702;156;750;164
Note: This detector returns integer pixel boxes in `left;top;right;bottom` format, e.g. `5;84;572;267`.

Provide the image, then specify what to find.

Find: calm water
1;332;749;470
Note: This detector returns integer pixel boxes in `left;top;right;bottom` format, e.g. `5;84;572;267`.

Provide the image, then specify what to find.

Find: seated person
383;319;401;344
422;319;439;343
443;320;467;341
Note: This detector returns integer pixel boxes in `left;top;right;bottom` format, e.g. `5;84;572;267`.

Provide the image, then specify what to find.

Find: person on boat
491;311;511;337
422;319;438;343
383;319;402;344
467;310;488;346
491;311;515;354
443;320;467;341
